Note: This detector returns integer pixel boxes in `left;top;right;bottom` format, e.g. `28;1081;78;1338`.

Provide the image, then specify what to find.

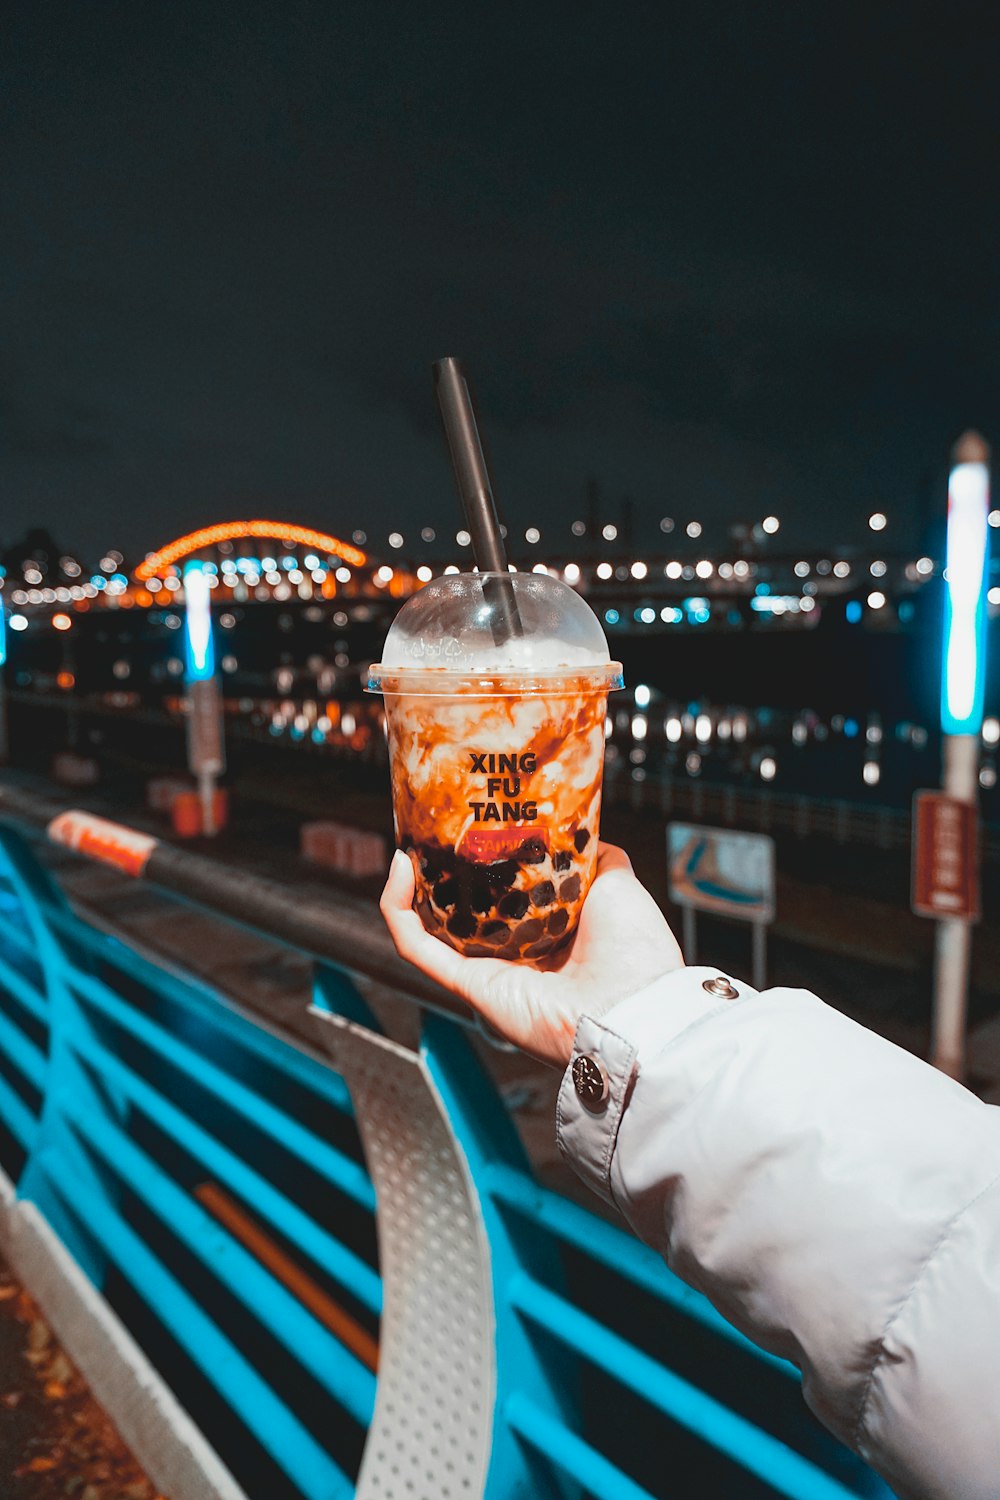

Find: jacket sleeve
556;965;1000;1500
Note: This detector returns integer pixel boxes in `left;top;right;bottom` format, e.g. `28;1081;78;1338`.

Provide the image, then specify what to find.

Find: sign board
667;823;775;924
912;791;980;922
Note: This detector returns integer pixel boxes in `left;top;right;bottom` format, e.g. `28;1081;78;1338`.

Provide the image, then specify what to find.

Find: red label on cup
459;826;550;862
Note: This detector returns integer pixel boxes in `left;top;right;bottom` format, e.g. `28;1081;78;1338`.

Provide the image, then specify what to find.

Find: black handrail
0;781;473;1029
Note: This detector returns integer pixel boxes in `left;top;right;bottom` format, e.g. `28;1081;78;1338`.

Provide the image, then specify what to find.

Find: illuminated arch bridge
134;521;369;582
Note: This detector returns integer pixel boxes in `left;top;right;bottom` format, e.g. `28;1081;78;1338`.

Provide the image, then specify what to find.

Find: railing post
312;960;382;1031
0;798;899;1500
310;1006;579;1498
0;828;132;1290
420;1017;581;1500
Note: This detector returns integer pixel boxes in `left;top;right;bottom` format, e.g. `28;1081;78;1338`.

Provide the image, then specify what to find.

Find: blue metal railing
0;806;894;1499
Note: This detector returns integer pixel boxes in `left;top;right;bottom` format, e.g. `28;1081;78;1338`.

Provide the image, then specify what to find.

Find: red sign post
912;791;980;923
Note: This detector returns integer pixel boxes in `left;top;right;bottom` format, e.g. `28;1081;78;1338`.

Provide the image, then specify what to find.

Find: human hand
380;841;684;1067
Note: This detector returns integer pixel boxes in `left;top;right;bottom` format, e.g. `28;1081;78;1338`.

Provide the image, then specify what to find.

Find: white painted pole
186;678;225;839
198;766;217;839
930;734;979;1078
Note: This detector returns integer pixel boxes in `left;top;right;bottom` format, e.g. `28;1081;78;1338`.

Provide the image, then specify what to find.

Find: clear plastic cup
368;570;623;961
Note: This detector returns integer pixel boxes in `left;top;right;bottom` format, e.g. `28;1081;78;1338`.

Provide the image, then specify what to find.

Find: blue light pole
183;560;226;836
932;431;991;1078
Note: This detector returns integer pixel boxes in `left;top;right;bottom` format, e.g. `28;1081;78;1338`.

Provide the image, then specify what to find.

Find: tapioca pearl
480;919;509;942
524;936;555;960
530;880;555;909
435;877;459;910
421;845;452;879
462;942;495;958
447;911;477;939
548;908;569;936
558;874;581;902
486;859;518;890
546;928;574;958
423;910;447;939
512;918;545;946
553;850;573;873
573;828;591;852
498;890;530;920
517;836;547;865
469;879;494;915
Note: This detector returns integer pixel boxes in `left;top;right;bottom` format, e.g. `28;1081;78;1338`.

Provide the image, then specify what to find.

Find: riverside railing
605;759;1000;864
0;786;893;1500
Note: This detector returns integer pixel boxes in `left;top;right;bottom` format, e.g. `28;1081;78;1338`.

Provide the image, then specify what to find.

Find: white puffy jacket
556;966;1000;1500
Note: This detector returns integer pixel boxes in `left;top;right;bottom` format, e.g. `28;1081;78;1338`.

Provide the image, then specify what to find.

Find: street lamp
941;437;990;737
932;430;990;1078
183;560;225;836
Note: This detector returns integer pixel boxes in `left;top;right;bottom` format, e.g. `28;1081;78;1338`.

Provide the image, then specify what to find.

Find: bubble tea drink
369;570;623;961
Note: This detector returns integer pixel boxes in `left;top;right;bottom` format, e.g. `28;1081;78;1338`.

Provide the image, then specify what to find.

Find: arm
381;846;1000;1500
558;967;1000;1500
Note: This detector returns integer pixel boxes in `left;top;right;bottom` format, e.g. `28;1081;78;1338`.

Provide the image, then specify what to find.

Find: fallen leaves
26;1318;51;1354
0;1256;168;1498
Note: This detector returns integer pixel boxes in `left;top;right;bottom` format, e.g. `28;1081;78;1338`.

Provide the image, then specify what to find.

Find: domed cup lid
367;570;623;695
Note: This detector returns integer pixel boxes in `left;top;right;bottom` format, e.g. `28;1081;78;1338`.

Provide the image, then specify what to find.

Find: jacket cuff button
572;1052;610;1107
702;975;739;999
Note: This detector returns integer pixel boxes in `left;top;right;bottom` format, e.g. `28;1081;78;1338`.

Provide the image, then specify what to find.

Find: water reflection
153;688;1000;812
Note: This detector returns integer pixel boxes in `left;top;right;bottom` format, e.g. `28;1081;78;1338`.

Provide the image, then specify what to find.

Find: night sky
5;3;999;560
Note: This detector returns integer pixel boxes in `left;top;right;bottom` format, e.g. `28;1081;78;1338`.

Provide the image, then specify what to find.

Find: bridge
4;518;407;617
133;520;370;580
0;780;894;1499
2;511;955;632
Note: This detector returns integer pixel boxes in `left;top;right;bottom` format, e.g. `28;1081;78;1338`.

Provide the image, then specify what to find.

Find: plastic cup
368;570;623;961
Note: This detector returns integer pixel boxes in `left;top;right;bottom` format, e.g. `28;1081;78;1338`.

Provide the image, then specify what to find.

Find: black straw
433;357;523;644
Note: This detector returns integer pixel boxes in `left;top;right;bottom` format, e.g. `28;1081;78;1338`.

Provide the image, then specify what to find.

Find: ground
0;1256;164;1500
